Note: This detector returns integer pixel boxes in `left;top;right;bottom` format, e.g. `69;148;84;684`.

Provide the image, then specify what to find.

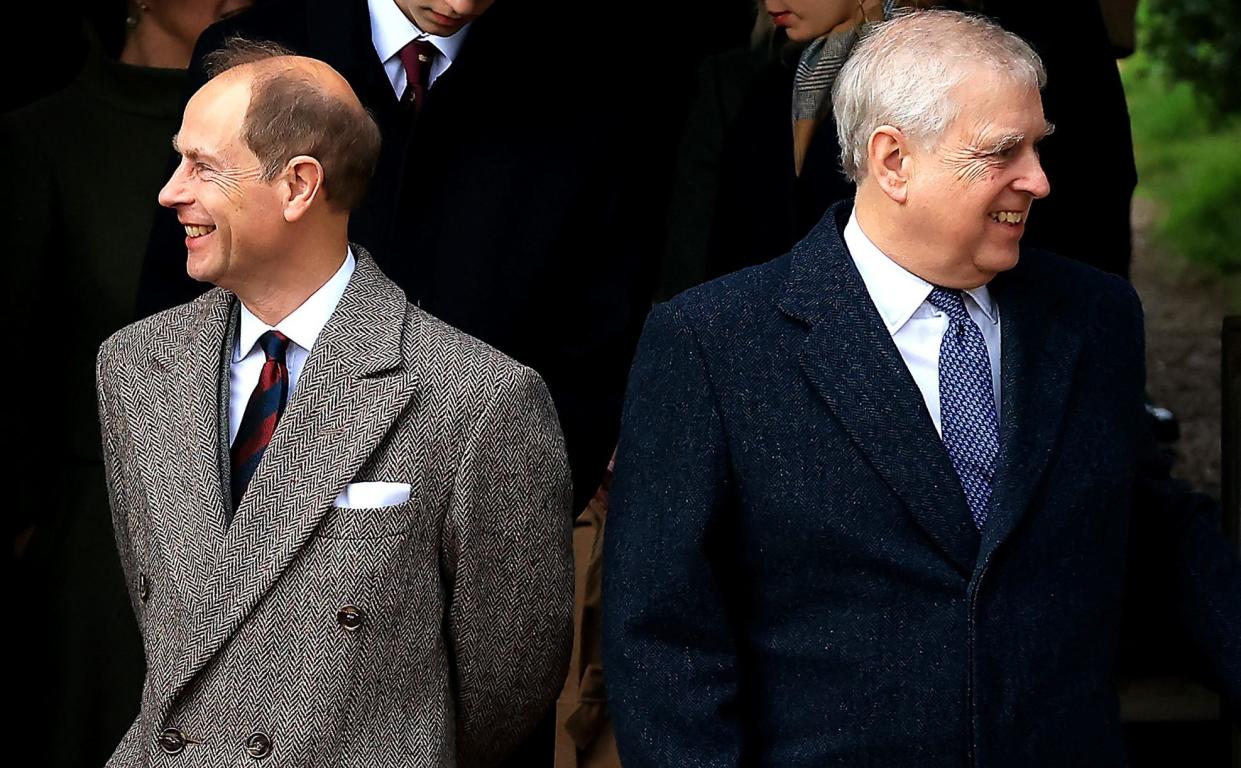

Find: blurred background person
1;2;254;766
661;0;929;298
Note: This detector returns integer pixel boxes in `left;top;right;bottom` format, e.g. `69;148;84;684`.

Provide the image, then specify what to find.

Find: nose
158;160;191;209
1016;153;1051;200
443;0;478;17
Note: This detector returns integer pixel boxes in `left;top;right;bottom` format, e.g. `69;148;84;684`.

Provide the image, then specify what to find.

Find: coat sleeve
603;302;744;767
1123;288;1241;712
96;338;143;622
441;366;574;768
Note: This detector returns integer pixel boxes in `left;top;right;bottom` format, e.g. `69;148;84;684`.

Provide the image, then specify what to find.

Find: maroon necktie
398;39;437;113
229;330;291;522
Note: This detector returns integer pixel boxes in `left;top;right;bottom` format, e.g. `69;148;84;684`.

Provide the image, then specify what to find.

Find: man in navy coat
603;10;1241;767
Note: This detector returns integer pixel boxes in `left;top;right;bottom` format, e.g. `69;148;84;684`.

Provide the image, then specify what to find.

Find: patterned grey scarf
792;0;897;124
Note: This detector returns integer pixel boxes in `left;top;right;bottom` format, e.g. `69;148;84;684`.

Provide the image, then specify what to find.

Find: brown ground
1130;197;1229;499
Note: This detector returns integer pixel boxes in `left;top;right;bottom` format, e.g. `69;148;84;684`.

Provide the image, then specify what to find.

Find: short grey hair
832;9;1046;183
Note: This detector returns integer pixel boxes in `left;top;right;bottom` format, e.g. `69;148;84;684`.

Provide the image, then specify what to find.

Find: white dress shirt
843;209;1002;435
368;0;471;97
229;251;356;446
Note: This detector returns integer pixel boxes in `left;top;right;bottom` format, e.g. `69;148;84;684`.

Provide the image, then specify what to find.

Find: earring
126;1;149;30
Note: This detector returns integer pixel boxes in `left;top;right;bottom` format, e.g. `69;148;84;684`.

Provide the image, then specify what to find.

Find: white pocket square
333;482;411;509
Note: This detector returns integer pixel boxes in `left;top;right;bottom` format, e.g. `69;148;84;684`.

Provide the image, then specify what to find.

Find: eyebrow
984;133;1025;154
979;121;1057;154
170;134;221;164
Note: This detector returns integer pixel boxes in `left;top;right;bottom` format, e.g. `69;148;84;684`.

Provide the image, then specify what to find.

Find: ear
866;125;910;205
280;156;324;222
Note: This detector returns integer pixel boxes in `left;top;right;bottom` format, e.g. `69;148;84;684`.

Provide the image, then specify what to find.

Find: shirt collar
234;250;356;363
843;207;997;335
368;0;471;66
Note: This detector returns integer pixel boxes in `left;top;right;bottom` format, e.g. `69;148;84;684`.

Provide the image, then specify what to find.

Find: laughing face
158;75;285;292
903;71;1053;287
394;0;496;36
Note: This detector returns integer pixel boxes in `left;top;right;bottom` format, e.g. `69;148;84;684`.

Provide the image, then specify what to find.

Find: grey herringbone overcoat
96;251;573;767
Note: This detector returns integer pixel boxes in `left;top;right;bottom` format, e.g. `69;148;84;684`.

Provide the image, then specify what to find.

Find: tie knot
926;288;972;324
258;330;290;362
398;39;437;75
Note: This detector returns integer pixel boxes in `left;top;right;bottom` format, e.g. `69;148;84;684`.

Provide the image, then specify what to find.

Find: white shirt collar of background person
369;0;471;97
843;207;1002;435
228;249;356;446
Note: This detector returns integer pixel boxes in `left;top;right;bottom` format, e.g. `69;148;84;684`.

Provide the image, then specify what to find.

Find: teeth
184;224;216;238
990;211;1024;225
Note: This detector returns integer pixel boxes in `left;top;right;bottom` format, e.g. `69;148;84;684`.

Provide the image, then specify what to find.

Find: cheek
209;176;248;205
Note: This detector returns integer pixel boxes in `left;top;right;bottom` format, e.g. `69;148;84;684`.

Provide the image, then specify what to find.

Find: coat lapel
147;289;234;612
161;252;418;713
979;257;1081;560
779;206;980;577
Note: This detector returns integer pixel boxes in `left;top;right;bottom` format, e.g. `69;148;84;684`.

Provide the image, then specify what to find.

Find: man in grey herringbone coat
96;43;573;767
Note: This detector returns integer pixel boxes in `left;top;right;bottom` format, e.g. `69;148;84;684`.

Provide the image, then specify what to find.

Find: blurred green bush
1139;0;1240;120
1122;0;1241;281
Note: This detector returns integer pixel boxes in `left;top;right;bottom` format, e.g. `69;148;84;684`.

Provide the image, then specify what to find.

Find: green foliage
1138;0;1241;119
1155;134;1241;275
1122;52;1241;277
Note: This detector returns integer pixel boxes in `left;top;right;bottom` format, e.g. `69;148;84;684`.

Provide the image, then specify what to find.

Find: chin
977;248;1021;277
185;256;220;286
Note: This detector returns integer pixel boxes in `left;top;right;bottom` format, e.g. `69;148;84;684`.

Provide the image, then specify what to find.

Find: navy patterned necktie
229;330;291;523
927;288;999;529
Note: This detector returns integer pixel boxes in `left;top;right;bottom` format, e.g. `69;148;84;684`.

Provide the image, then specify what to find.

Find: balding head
202;38;381;211
160;39;383;321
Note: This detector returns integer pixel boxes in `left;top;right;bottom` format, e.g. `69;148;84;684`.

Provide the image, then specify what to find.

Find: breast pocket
314;498;421;540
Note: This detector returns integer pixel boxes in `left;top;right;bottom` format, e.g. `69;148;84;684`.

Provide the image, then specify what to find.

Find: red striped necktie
229;330;291;522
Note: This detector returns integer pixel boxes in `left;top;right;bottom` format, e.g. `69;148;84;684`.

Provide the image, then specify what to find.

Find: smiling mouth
989;211;1025;225
429;10;462;25
184;224;216;238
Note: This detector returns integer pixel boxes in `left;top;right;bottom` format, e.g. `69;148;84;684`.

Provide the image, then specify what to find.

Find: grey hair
831;9;1046;183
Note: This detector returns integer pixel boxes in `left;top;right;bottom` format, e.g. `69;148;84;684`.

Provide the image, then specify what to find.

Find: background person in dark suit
604;10;1241;766
135;0;662;518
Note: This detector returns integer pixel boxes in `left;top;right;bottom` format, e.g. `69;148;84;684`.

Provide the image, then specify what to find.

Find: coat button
138;573;150;602
245;732;272;759
336;605;365;631
157;727;186;755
